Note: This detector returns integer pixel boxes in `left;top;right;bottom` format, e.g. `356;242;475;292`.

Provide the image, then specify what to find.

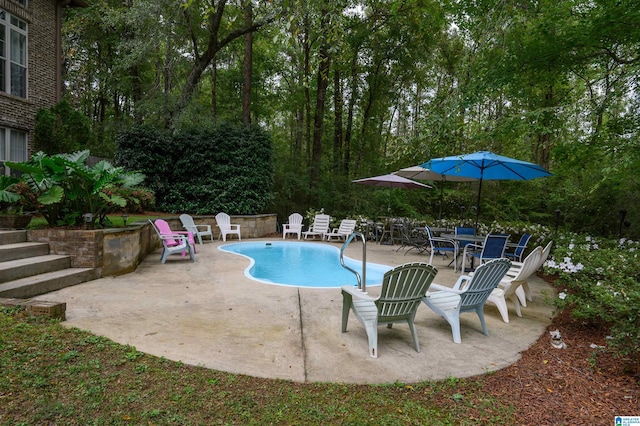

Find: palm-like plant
6;150;145;227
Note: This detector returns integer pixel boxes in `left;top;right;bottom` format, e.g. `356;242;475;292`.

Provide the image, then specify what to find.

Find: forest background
53;0;640;239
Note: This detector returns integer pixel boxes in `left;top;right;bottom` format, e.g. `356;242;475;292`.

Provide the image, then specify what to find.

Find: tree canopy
60;0;640;237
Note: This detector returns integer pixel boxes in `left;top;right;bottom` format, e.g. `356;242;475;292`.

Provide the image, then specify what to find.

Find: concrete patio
40;238;555;384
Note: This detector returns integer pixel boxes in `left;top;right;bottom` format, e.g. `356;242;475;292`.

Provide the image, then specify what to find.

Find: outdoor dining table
439;233;486;244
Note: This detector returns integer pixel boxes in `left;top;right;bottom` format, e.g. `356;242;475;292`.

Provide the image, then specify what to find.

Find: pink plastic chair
152;219;197;261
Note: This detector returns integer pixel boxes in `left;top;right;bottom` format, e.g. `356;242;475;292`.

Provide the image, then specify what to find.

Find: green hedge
115;123;274;214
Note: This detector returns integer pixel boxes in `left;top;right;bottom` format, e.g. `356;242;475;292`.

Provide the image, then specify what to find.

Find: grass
0;308;514;425
26;213;173;229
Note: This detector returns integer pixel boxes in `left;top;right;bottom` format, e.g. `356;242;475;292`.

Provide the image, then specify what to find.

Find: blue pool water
219;241;393;288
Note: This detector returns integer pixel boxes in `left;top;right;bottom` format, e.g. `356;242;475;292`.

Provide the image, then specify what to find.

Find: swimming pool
219;241;393;288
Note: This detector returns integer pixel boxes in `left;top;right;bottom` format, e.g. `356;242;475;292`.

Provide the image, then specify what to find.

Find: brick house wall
0;0;85;157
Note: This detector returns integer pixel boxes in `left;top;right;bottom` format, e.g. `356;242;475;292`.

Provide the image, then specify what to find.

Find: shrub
546;233;640;372
116;123;274;215
114;124;172;193
8;181;40;212
0;176;22;213
106;187;156;213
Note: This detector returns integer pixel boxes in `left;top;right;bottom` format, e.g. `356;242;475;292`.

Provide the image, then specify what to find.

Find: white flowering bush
546;232;640;369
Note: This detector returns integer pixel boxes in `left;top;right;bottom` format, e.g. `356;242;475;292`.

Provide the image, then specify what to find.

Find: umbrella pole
474;178;483;230
439;180;444;220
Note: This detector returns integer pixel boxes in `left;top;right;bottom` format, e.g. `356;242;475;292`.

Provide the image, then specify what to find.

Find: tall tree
310;2;332;183
173;0;275;127
242;0;254;126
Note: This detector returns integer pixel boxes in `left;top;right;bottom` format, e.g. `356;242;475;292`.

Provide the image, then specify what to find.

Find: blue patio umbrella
422;151;552;227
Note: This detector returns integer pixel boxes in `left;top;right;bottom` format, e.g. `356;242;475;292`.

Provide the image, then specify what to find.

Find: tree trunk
333;68;343;174
354;67;378;176
163;37;173;129
344;55;357;178
303;17;311;168
311;10;331;183
534;86;554;170
242;1;253;127
211;59;218;123
294;109;303;156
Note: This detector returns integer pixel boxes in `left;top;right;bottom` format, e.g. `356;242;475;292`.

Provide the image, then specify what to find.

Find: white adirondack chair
341;262;438;358
179;213;213;245
302;214;330;240
485;247;542;323
215;212;241;241
282;213;303;240
507;240;553;303
324;219;357;241
422;258;511;343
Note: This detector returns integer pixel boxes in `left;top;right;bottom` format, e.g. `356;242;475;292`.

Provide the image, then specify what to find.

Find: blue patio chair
504;233;531;262
425;225;459;271
461;233;510;273
455;226;475;250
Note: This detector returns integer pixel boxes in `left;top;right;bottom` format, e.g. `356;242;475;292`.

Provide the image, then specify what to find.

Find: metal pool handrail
339;232;367;293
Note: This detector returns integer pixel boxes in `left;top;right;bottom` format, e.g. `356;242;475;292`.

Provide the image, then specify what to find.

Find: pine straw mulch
475;278;639;425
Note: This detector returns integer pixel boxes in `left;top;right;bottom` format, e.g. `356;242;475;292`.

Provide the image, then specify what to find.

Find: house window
0;10;27;98
16;1;28;7
0;127;27;176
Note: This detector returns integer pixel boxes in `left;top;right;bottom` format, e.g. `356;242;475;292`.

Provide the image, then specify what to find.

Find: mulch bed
477;275;640;424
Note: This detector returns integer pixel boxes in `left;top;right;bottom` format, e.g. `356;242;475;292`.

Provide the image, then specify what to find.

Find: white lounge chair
302;214;330;240
341;262;438;358
422;258;511;343
179;213;213;245
324;219;357;241
215;212;241;241
282;213;303;240
486;247;542;323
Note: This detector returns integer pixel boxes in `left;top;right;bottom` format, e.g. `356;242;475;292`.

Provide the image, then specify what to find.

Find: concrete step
0;255;71;283
0;268;99;298
0;230;27;245
0;230;100;298
0;241;50;262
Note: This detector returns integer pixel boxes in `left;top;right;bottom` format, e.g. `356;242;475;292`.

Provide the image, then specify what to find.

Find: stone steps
0;230;98;298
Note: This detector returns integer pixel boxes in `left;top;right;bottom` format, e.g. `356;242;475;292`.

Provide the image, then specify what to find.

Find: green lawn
0;309;512;425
